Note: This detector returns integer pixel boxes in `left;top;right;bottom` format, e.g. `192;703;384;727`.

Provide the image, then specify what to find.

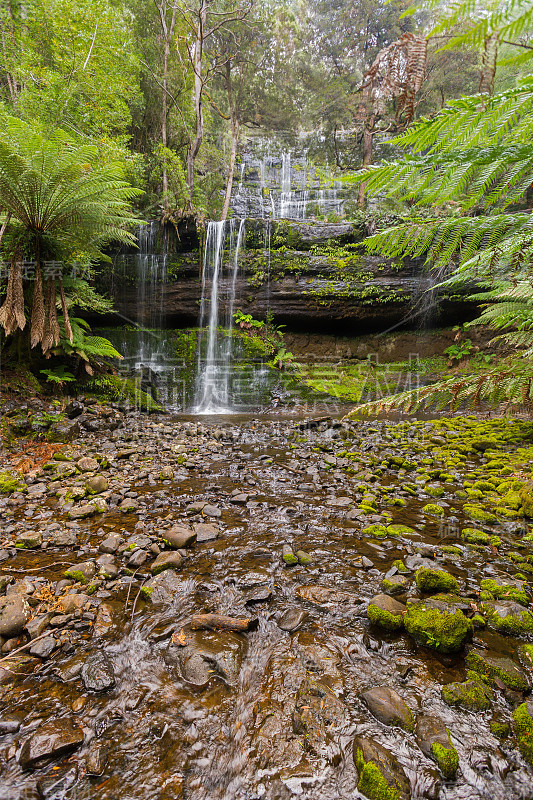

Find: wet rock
0;711;24;734
85;475;108;494
194;523;219;542
47;529;77;547
415;567;459;594
282;544;298;565
15;531;42;549
173;629;246;687
415;714;459;779
93;602;119;637
128;548;148;568
151;551;183;575
295;584;360;608
202;504;221;519
482;599;533;637
162;525;196;549
64;561;96;585
29;636;56;658
68;500;106;519
442;678;493;711
353;735;410;800
60;593;92;614
245;586;272;605
466;649;531;692
19;718;84;768
99;533;123;554
141;570;185;604
81;651;115;692
26;612;53;639
361;686;414;732
65;400;84;419
77;456;99;472
86;742;108;775
367;594;406;631
512;700;533;766
49;420;80;443
277;608;309;632
295;549;311;565
404;598;473;653
37;764;78;798
0;654;38;685
0;594;30;637
382;574;409;594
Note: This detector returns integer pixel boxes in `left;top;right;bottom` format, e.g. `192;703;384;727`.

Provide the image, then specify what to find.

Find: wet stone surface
1;408;533;798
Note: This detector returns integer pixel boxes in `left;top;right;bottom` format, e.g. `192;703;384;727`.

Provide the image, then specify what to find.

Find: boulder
415;715;459;779
361;686;414;732
0;594;31;637
353;735;410;800
81;651;115;692
19;719;84;768
162;525;196;549
367;594;405;631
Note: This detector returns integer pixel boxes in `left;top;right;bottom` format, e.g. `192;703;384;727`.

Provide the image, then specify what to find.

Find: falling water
193;219;245;414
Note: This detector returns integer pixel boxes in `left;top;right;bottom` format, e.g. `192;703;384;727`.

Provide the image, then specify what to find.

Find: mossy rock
353;736;410;800
482;600;533;637
415;714;459;779
490;716;511;739
415;567;459;594
519;485;533;519
404;599;473;653
517;643;533;670
382;575;409;595
461;528;491;546
393;559;409;574
479;578;529;607
439;545;462;555
422;503;445;517
362;524;389;538
386;524;415;536
367;594;405;632
442;677;493;712
0;471;26;495
426;485;445;498
430;742;459;780
512;701;533;766
463;505;498;524
466;650;531;692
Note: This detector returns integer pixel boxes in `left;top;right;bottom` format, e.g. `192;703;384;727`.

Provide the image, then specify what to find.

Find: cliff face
96;219;476;333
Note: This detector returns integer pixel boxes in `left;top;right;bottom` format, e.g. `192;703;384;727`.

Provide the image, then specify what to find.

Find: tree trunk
186;0;208;211
357;115;375;209
220;62;239;221
157;1;177;211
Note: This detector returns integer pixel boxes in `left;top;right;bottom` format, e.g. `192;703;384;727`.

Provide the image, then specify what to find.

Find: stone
482;599;533;637
245;586;272;604
382;574;409;594
60;593;91;614
85;476;108;494
466;650;531;692
0;594;30;637
442;678;493;712
29;636;56;658
128;548;148;568
15;531;42;549
277;608;309;632
415;715;459;779
0;654;38;685
202;504;221;519
68;500;105;519
37;764;78;798
151;551;183;575
367;594;405;631
81;651;115;692
162;525;196;549
25;612;53;639
194;523;219;542
361;686;414;732
141;570;185;605
77;456;99;472
86;743;108;775
415;567;459;594
512;700;533;766
353;735;410;800
172;629;246;687
99;533;123;554
19;718;84;768
64;561;96;584
48;420;80;443
404;598;473;653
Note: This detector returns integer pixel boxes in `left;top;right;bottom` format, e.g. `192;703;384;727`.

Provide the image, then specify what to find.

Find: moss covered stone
482;599;533;636
517;643;533;670
354;736;410;800
463;505;498;524
386;524;414;536
480;578;528;607
462;528;491;545
404;599;473;653
466;650;531;691
0;471;26;494
362;524;389;538
430;742;459;780
415;567;459;594
442;678;493;712
512;701;533;766
382;575;409;595
489;717;511;739
367;594;406;631
422;503;446;517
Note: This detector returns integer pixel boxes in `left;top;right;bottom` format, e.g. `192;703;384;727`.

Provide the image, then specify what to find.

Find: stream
0;406;533;799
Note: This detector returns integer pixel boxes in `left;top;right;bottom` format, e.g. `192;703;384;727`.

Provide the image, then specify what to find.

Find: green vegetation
404;600;473;653
430;741;459;780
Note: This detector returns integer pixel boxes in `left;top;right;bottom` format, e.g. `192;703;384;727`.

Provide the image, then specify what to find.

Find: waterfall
193;219;245;414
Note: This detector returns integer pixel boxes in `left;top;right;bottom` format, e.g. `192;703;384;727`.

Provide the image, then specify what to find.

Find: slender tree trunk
157;1;177;211
357;114;375;209
187;0;208;211
220;62;239;221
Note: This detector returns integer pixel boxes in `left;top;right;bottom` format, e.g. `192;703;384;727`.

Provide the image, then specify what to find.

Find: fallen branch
190;613;257;632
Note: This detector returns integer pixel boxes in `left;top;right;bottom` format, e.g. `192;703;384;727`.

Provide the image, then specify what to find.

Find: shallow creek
0;411;533;800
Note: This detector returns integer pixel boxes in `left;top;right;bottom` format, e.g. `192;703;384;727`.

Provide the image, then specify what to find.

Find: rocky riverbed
1;399;533;799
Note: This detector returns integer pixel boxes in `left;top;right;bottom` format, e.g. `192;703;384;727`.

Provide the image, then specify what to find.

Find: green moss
355;753;401;800
140;586;154;599
386;524;414;536
489;719;510;739
482;601;533;636
517;643;533;669
480;579;528;607
393;559;409;574
426;485;445;497
282;552;299;565
382;576;408;595
472;613;486;628
462;528;491;545
415;567;459;594
64;568;89;584
463;504;498;524
430;741;459;780
362;524;389;538
422;503;446;517
367;604;404;632
442;678;492;711
404;600;473;653
512;702;533;766
466;651;530;691
439;545;462;555
0;472;26;494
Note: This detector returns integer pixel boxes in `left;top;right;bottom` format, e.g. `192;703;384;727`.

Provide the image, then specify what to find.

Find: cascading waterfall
193;219;245;414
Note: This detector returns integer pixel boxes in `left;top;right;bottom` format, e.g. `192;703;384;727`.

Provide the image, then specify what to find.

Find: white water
193;219;246;414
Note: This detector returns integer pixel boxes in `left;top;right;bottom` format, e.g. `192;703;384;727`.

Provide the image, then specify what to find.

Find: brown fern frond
30;261;45;348
479;33;499;96
58;277;73;343
0;258;26;336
